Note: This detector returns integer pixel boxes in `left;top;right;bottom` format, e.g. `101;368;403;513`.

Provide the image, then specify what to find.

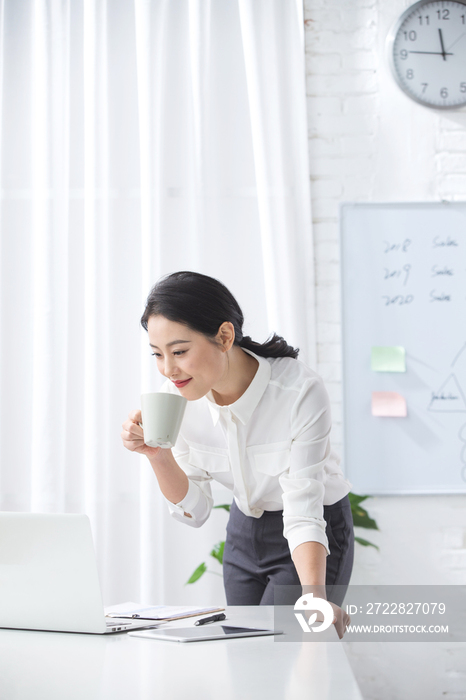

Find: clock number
400;49;408;60
436;8;449;19
418;15;430;25
403;30;417;41
406;69;414;80
462;14;465;24
421;83;428;94
440;87;448;99
460;83;466;93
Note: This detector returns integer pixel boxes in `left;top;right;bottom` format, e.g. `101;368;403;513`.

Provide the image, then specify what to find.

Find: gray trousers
223;495;354;607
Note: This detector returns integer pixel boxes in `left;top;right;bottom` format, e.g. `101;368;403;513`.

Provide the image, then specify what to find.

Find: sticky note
372;392;407;417
371;346;406;373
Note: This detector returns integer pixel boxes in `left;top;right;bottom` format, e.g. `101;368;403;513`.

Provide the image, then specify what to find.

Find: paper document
105;601;224;621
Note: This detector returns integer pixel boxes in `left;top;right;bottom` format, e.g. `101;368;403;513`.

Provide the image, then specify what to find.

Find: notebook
0;512;160;634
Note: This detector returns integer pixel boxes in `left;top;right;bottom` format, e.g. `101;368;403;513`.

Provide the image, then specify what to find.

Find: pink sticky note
372;391;407;417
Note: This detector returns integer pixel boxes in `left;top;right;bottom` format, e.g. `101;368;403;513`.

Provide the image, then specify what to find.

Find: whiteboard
340;202;466;495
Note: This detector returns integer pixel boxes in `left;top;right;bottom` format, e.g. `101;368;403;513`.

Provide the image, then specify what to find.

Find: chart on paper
341;203;466;494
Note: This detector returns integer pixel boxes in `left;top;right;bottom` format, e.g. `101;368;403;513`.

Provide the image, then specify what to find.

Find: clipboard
105;602;225;622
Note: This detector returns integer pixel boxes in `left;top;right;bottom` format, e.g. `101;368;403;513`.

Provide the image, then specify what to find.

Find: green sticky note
371;346;406;373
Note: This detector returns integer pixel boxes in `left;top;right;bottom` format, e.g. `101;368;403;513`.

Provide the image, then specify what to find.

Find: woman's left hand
329;602;350;639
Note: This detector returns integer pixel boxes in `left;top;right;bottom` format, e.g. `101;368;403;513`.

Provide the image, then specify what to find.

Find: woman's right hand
121;410;161;459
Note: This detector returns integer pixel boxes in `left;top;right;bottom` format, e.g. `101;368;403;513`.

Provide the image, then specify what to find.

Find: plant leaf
349;492;379;529
213;504;231;513
352;511;379;530
348;492;369;507
186;562;207;584
210;541;225;565
355;536;379;550
351;501;379;530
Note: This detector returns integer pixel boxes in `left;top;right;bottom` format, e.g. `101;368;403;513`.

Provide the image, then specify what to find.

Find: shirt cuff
285;519;330;557
166;479;201;519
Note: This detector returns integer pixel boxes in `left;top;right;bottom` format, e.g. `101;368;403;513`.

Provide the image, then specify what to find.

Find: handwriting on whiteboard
433;236;458;248
383;239;412;253
380;235;460;307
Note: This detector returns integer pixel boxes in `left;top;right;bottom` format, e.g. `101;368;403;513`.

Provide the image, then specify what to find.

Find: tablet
128;625;282;642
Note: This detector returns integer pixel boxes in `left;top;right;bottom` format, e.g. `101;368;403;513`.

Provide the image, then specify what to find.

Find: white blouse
161;349;351;556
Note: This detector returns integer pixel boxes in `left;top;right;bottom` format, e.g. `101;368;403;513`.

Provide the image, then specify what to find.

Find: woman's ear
216;322;235;352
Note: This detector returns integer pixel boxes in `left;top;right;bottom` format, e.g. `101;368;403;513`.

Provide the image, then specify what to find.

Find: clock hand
438;28;447;61
409;50;453;56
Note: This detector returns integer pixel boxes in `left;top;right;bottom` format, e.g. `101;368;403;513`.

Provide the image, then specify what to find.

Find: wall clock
387;0;466;109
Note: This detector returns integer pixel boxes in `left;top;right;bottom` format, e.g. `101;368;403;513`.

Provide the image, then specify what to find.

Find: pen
195;613;226;626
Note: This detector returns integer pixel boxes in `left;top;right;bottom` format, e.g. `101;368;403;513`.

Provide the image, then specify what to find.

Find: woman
121;271;353;637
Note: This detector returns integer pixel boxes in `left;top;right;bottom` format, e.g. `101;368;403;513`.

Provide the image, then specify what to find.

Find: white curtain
0;0;315;606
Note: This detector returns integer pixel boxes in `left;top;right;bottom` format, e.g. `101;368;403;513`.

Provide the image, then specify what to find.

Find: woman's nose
163;356;178;378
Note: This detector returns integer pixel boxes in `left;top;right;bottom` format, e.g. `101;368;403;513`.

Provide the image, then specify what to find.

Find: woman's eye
173;350;186;356
151;352;162;358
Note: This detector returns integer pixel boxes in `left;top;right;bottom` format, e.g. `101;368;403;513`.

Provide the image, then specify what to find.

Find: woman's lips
173;378;192;388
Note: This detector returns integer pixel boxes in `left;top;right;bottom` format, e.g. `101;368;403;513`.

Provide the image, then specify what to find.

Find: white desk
0;606;363;700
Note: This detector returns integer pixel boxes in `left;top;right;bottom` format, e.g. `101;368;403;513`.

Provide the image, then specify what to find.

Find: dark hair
141;271;299;359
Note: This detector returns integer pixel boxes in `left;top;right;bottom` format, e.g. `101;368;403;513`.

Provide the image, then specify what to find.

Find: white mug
140;393;187;449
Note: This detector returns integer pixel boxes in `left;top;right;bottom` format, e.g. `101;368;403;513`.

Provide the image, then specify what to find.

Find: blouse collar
205;348;272;426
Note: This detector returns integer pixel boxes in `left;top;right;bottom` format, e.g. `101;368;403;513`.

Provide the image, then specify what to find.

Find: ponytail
238;334;299;359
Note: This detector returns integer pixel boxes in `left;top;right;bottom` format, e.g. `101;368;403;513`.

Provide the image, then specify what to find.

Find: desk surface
0;606;362;700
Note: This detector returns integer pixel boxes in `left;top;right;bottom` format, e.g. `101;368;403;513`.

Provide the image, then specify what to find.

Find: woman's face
147;315;228;400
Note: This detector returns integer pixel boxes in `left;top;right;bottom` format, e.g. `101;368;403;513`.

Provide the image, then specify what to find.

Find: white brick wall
304;0;466;697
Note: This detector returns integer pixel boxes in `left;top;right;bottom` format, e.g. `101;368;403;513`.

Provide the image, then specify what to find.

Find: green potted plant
186;493;379;584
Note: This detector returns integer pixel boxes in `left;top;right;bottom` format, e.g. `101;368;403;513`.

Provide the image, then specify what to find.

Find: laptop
0;512;159;634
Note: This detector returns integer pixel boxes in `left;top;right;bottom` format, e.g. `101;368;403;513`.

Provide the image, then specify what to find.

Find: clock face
388;0;466;109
